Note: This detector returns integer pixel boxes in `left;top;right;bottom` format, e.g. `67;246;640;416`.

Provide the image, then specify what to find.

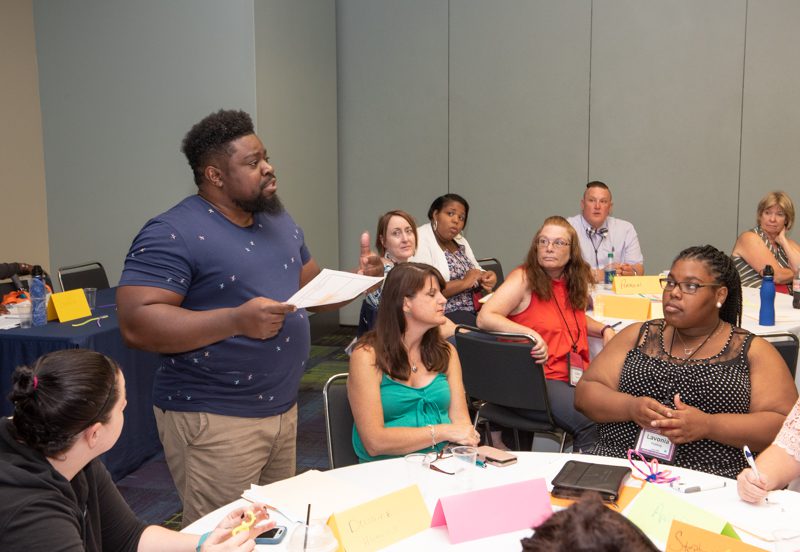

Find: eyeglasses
659;278;722;294
537;237;571;249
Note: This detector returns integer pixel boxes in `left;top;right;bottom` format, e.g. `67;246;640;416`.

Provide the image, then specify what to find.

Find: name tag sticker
636;429;675;461
568;351;586;387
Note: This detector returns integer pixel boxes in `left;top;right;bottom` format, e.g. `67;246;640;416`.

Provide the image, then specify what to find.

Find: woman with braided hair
0;349;272;551
575;245;797;477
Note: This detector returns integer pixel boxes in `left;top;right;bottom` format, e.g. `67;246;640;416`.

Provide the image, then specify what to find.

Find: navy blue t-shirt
119;195;312;417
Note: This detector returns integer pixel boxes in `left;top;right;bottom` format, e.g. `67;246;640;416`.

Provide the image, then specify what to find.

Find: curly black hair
9;349;120;457
673;244;743;326
181;109;255;186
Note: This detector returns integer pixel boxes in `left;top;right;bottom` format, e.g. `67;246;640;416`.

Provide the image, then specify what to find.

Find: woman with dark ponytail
575;245;798;478
0;349;271;551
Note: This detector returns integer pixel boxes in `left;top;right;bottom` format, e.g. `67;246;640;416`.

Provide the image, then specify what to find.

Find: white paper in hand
286;269;383;309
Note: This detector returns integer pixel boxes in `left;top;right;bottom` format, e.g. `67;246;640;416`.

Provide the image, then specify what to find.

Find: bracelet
428;424;437;449
196;531;212;552
601;325;614;336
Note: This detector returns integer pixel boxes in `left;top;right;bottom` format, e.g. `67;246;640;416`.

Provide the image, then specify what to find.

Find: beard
234;191;284;215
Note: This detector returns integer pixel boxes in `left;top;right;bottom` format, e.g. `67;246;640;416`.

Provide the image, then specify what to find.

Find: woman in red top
477;216;615;451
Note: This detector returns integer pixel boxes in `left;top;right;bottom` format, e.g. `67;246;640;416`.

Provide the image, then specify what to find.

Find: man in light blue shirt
567;181;644;282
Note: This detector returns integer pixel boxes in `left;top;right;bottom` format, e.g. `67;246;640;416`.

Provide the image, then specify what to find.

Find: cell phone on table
477;445;518;467
254;525;287;545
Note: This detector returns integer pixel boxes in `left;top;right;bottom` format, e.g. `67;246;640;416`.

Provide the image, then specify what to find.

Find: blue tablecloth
0;288;162;481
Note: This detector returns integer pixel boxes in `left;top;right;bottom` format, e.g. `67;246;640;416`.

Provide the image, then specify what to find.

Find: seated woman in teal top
349;262;479;462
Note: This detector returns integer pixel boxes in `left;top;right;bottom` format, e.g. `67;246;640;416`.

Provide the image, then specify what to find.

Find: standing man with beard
117;109;378;525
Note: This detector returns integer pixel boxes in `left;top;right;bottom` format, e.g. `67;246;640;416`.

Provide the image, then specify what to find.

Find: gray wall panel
450;0;591;272
255;0;339;271
740;0;800;236
590;0;746;273
34;0;257;287
337;0;449;323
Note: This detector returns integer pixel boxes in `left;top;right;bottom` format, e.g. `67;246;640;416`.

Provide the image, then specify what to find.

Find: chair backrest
322;373;359;469
455;325;554;423
477;257;505;288
58;262;110;292
761;332;799;379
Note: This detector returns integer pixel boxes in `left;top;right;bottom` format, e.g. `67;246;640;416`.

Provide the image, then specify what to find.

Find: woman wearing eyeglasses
348;262;479;462
575;245;798;478
477;216;614;451
0;349;271;551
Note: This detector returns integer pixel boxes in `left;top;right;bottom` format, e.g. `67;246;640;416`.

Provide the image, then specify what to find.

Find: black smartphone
254;525;287;545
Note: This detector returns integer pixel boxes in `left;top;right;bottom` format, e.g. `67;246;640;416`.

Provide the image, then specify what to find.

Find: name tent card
431;478;552;544
327;485;430;552
595;294;652;321
666;520;762;552
612;275;663;295
625;484;739;547
49;289;92;323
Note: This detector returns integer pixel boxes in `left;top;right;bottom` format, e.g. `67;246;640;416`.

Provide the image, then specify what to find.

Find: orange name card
49;289;92;323
613;275;663;295
666;520;761;552
594;294;651;321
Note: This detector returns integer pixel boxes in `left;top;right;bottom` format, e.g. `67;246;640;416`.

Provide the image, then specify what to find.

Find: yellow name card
613;275;663;295
49;289;92;323
594;294;652;321
328;485;430;552
666;520;759;552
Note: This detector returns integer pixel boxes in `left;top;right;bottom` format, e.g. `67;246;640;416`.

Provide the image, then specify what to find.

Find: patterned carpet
117;326;356;527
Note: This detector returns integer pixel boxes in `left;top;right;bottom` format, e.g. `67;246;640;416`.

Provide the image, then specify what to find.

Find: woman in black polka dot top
575;245;798;478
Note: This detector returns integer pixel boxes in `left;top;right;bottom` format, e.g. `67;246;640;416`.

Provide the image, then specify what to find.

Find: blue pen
743;445;769;501
476;459;486;468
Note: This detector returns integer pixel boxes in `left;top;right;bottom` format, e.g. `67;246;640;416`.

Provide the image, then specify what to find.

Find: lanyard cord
553;286;581;352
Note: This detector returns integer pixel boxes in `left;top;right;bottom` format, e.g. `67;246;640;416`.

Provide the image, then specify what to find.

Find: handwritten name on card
612;276;663;295
666;520;759;552
327;485;429;552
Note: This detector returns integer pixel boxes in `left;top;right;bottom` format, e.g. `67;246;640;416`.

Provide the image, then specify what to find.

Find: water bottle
759;264;775;326
604;251;616;285
793;266;800;309
30;265;47;327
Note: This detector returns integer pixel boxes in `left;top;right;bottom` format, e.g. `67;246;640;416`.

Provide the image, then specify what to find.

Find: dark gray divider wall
739;1;800;237
590;0;746;272
449;0;592;271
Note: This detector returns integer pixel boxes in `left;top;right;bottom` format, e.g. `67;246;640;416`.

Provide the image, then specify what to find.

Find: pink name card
431;478;552;544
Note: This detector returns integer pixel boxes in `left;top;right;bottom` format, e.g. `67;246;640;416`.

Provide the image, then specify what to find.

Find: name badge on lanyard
636;428;676;461
568;349;586;387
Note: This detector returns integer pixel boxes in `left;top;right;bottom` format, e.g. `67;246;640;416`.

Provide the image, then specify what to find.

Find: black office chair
322;373;359;469
455;325;568;452
761;332;799;379
57;261;110;292
476;257;504;288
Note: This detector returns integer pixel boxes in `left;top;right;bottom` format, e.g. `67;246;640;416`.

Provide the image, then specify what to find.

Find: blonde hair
757;191;795;231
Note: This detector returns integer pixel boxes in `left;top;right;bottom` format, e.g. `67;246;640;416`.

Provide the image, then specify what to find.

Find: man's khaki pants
154;404;297;527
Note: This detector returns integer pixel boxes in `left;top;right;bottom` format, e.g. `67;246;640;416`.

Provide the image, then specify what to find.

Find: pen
609;321;622;329
671;480;726;493
744;445;769;502
476;459;486;468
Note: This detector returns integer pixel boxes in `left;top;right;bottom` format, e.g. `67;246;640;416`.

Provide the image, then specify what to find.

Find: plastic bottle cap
763;264;774;276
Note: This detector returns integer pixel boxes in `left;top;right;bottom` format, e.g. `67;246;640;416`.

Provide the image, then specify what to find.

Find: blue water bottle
30;265;48;327
759;264;775;326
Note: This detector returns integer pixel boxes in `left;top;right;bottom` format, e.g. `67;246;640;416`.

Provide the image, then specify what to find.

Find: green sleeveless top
352;372;452;462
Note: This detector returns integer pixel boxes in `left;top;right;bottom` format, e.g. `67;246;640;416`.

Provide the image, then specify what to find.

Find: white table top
183;452;800;551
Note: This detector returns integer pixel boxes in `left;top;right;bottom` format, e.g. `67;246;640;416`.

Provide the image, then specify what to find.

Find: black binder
551;460;631;502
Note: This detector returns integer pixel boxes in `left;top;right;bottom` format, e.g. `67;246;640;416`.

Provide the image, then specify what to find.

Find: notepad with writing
551;461;631;502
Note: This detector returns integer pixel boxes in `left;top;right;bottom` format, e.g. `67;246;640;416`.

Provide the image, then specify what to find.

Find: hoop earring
432;220;438;232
